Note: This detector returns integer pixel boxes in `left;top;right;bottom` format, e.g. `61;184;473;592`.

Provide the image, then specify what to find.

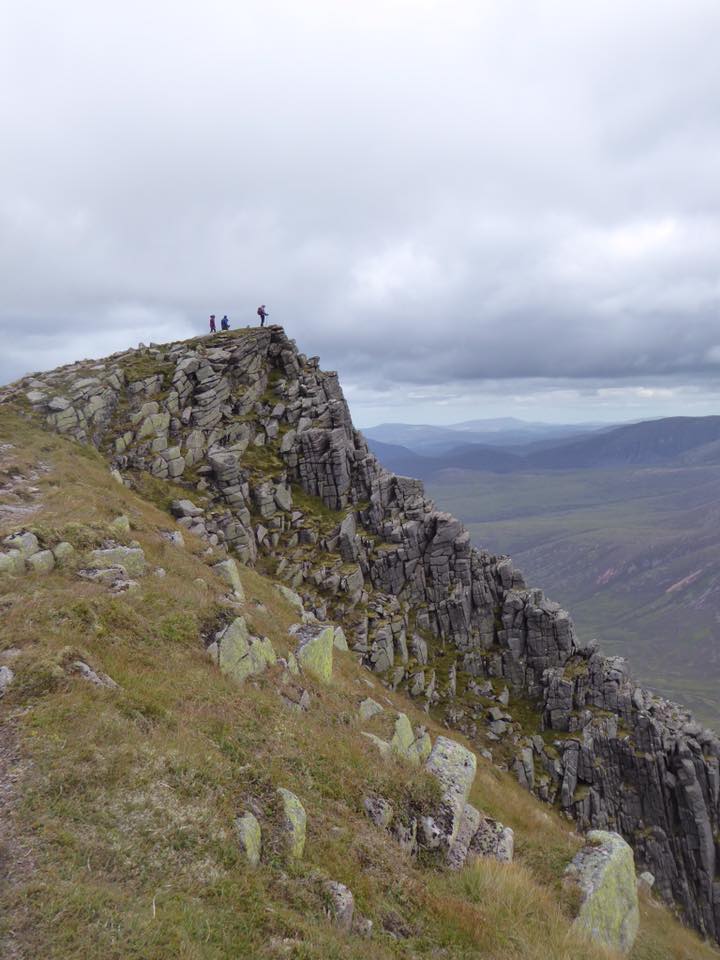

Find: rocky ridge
3;325;720;943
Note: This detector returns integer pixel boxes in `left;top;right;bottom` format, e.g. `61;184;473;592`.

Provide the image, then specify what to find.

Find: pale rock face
295;624;334;683
422;737;477;850
234;812;262;867
276;788;306;859
211;617;276;683
275;584;305;613
212;558;245;600
566;830;640;955
358;697;383;721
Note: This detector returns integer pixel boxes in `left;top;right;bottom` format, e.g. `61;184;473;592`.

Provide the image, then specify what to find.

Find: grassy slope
0;407;716;960
428;467;720;727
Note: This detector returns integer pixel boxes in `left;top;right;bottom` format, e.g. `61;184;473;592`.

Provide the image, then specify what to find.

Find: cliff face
4;325;720;942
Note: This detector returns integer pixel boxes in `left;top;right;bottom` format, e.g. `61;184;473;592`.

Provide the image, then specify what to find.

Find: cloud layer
2;0;719;424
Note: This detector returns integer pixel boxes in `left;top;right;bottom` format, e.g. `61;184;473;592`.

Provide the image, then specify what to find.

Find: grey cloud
1;0;719;423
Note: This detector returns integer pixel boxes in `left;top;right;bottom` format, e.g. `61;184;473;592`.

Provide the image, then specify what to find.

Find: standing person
257;304;268;327
221;315;230;331
209;314;216;333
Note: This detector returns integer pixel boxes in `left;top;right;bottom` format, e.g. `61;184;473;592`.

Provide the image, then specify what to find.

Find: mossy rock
277;787;306;859
296;625;334;683
566;830;639;954
234;812;262;867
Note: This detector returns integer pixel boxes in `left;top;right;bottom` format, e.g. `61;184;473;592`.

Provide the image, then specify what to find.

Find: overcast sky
2;1;719;426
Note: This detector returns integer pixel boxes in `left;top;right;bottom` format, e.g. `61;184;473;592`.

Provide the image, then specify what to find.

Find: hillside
1;327;719;958
427;465;720;728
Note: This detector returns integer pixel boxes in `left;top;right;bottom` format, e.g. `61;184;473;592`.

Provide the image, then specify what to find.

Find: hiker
257;304;268;327
221;315;230;331
209;314;216;334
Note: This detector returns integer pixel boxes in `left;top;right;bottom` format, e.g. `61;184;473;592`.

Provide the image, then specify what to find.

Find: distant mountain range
364;417;608;455
364;416;720;478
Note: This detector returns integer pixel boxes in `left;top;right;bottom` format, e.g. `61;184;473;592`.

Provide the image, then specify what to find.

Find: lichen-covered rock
447;803;482;870
0;551;25;576
26;550;55;574
358;697;383;721
3;531;39;558
212;558;245;600
295;624;334;683
276;584;305;613
333;626;349;651
565;830;639;955
52;541;75;561
234;812;262;867
421;737;477;850
90;546;146;577
210;617;276;683
217;617;277;682
277;787;306;859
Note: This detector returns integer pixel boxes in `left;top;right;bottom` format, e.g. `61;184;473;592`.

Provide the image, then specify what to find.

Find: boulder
295;624;334;683
52;542;75;561
3;531;39;558
275;584;305;613
469;816;514;863
0;551;25;576
90;546;146;578
210;617;276;683
325;881;354;931
358;697;383;721
234;812;262;867
447;803;482;870
333;626;349;651
212;559;245;600
421;737;477;850
277;788;306;859
565;830;640;955
26;550;55;574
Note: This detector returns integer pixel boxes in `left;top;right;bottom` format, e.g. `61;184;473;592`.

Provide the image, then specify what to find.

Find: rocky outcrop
6;325;720;942
566;830;640;954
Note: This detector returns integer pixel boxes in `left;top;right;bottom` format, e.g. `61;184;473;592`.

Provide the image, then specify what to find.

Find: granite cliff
3;325;720;946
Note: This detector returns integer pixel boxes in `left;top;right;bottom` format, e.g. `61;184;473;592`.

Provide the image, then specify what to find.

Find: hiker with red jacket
257;304;268;327
209;314;216;333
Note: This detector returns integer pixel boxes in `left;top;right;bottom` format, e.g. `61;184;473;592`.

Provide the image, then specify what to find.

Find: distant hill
363;418;610;455
366;416;720;477
525;416;720;469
